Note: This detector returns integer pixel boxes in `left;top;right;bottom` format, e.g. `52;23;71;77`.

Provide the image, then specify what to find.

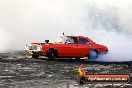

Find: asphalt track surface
0;57;132;88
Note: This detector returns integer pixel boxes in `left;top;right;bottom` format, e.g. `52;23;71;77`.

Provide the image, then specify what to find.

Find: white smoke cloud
90;30;132;62
0;0;132;61
0;26;13;51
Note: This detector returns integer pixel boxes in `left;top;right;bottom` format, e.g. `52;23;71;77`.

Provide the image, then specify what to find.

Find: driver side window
68;37;78;44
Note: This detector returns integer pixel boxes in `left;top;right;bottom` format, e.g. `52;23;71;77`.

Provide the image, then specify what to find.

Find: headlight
24;44;42;52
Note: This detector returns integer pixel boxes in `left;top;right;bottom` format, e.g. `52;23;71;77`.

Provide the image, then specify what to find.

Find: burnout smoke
0;0;132;61
85;3;132;62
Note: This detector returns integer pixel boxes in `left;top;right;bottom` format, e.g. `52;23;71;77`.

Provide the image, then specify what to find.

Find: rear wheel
32;54;39;58
88;50;98;60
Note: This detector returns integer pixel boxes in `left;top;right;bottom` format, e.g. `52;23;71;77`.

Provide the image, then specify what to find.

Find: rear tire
88;50;98;60
32;55;39;58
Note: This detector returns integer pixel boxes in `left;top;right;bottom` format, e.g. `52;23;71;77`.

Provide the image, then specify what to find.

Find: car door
78;37;92;57
62;37;80;57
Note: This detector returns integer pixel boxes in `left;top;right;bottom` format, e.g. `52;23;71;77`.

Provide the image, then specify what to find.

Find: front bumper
24;44;42;55
25;50;42;55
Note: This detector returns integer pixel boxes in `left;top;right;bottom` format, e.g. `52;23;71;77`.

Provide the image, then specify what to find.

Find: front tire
32;55;39;58
46;49;57;59
75;57;80;60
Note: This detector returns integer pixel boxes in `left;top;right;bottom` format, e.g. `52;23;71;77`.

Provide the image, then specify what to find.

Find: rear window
79;38;89;44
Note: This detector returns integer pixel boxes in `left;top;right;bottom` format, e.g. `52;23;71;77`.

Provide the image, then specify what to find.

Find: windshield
54;36;78;44
54;36;68;43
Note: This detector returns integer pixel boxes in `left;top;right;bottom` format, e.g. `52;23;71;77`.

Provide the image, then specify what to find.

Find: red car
25;34;108;60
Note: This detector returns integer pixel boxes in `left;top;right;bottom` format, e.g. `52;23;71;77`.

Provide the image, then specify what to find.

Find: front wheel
88;50;98;60
46;49;57;59
32;55;39;58
75;57;80;60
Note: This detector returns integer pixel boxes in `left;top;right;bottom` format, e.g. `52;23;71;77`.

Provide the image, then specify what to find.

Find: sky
0;0;132;61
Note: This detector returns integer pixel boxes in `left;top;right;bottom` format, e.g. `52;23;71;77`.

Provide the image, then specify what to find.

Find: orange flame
78;65;86;76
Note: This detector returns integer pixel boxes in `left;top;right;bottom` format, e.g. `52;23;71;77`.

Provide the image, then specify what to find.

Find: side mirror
45;40;49;43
